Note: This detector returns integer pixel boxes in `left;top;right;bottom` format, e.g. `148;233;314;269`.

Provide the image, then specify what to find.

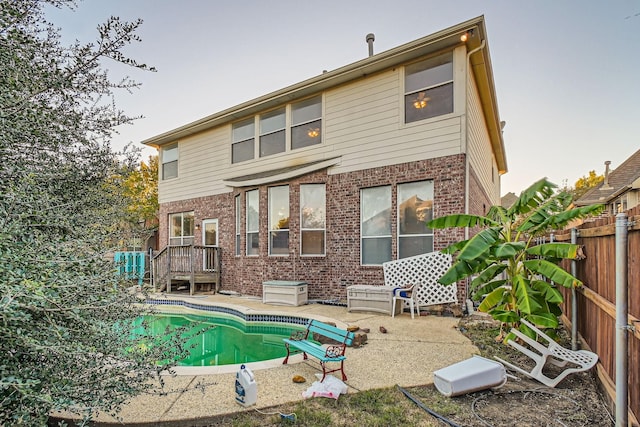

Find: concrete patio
87;293;479;425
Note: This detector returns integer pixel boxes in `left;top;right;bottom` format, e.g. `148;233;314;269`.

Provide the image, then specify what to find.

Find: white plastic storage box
433;355;506;397
262;281;308;306
347;285;401;315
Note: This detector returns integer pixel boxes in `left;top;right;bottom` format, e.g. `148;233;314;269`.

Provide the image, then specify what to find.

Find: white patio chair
392;283;419;319
495;318;598;388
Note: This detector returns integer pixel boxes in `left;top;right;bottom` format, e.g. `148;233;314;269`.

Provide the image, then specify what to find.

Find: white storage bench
346;285;401;315
262;280;308;306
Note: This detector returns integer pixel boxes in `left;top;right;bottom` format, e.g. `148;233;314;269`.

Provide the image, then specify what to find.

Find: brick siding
158;154;468;302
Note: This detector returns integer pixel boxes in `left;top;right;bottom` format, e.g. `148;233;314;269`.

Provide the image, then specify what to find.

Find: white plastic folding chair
495;318;598;387
392;284;419;319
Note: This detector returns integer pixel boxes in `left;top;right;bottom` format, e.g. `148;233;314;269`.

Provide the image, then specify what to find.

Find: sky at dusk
46;0;640;196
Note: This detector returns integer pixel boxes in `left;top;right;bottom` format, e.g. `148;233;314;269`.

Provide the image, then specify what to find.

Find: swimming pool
133;312;307;367
141;298;317;373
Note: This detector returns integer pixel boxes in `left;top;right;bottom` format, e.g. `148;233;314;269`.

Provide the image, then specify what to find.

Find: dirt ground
426;316;615;427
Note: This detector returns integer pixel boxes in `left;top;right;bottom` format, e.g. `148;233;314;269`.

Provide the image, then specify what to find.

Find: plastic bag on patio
302;374;348;399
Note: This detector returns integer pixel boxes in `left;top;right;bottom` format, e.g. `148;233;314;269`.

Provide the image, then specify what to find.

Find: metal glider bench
283;319;354;381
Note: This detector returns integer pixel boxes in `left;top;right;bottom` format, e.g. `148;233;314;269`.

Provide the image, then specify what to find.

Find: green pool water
132;313;305;367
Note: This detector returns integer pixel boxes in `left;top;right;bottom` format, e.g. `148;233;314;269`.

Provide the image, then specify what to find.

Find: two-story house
143;16;507;302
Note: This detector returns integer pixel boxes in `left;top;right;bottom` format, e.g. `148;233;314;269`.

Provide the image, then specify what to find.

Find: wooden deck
151;245;221;295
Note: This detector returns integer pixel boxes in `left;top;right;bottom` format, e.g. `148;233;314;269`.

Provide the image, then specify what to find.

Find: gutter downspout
464;39;486;300
464;39;486;231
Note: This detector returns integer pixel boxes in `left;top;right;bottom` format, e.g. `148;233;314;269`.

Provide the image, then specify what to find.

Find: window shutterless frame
300;184;326;256
246;189;259;256
268;185;289;256
360;186;392;265
162;144;178;180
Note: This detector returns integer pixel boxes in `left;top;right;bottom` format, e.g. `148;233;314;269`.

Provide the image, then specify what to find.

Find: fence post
571;227;578;350
615;212;628;427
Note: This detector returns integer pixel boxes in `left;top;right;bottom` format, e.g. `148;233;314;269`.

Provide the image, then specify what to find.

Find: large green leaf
525;312;559;329
544;204;605;229
526;243;578;259
470;264;507;289
457;227;501;261
438;259;478;285
471;279;507;301
488;309;520;323
512;275;541;314
523;259;583;288
507;178;556;217
531;280;564;304
440;240;468;255
478;286;509;312
428;214;497;229
493;242;526;259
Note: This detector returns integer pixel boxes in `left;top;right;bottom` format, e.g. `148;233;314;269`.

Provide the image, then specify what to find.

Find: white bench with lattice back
383;251;457;315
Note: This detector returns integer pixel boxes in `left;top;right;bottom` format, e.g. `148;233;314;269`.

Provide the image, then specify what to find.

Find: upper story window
232;118;255;163
404;53;453;124
162;144;178;180
260;108;286;157
291;96;322;149
232;96;322;164
169;211;194;245
268;185;289;255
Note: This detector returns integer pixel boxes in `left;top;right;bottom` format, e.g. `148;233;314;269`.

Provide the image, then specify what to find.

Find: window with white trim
260;108;285;157
169;211;194;246
162;144;178;180
268;185;289;255
404;53;453;123
398;181;434;259
232;118;255;163
246;189;259;255
235;195;241;256
291;96;322;149
361;186;392;265
300;184;326;256
231;96;322;163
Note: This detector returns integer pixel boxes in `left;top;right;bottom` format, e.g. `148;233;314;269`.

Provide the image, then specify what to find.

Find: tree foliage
572;170;604;199
428;179;604;340
0;2;186;424
122;155;159;228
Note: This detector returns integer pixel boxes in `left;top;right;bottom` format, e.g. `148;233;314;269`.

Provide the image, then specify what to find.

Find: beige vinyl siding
325;62;462;175
158;129;229;203
466;66;500;205
159;48;467;203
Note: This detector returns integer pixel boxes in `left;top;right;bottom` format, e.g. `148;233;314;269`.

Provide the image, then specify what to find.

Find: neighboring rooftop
575;148;640;206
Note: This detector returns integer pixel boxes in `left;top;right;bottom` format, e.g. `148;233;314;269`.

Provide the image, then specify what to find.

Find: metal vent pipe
366;33;375;56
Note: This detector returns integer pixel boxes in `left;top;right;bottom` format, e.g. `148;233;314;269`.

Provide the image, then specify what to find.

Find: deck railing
151;245;221;294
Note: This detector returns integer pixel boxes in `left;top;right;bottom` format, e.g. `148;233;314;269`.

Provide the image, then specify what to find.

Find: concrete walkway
92;294;479;425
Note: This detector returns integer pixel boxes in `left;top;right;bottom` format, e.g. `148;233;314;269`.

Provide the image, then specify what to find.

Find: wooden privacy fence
554;205;640;424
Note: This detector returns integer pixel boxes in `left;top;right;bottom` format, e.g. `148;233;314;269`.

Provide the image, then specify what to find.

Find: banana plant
428;178;604;339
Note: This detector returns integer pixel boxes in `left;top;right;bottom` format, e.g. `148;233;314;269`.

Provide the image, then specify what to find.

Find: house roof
222;157;341;187
143;16;507;174
575;148;640;205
